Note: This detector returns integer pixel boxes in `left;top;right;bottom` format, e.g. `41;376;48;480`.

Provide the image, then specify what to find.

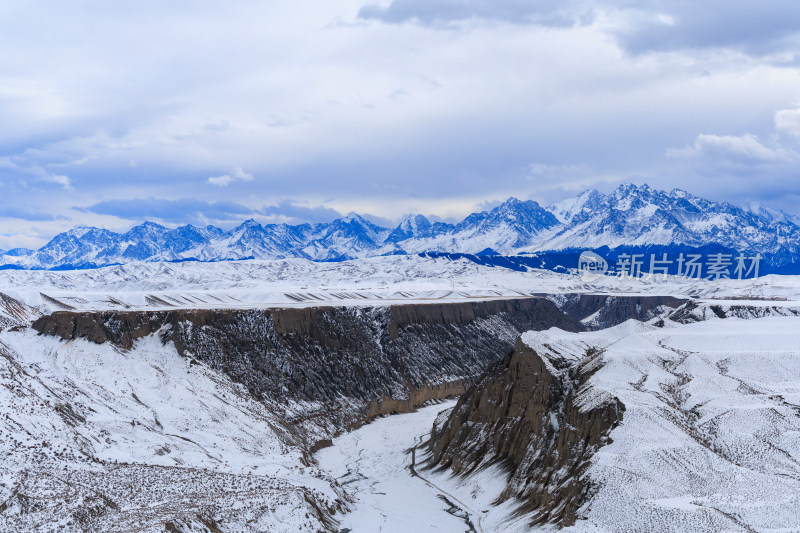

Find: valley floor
316;400;479;533
317;401;533;533
3;258;800;531
319;316;800;533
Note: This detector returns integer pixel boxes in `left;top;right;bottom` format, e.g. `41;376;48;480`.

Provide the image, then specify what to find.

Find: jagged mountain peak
549;189;605;224
494;197;552;219
340;212;369;223
65;225;97;238
608;182;666;209
746;203;798;225
324;214;387;240
458;197;558;229
494;196;544;211
3;184;800;269
234;218;263;231
496;196;523;206
403;213;432;227
385;213;454;244
134;220;167;229
612;181;651;194
388;213;430;235
122;221;170;240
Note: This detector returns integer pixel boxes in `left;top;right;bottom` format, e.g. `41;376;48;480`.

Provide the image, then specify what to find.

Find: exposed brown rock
32;298;583;436
667;300;800;322
547;293;687;329
362;379;472;424
427;337;624;528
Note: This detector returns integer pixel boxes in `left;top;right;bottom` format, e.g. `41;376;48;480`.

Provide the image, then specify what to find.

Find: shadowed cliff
33;298;583;435
426;337;624;528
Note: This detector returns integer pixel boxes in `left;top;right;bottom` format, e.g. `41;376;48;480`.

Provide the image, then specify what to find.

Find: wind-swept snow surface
0;329;344;532
2;255;800;313
315;401;488;533
423;318;800;532
559;317;800;532
3;253;800;531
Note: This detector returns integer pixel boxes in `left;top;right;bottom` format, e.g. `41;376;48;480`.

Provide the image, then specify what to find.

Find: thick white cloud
0;1;799;246
40;173;73;189
359;0;800;55
667;133;793;164
775;107;800;138
208;167;255;187
656;104;800;209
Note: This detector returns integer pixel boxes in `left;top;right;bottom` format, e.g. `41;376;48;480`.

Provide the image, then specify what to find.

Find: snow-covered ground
318;316;800;532
1;255;799;313
316;400;492;533
0;327;344;532
3;256;800;531
531;317;800;531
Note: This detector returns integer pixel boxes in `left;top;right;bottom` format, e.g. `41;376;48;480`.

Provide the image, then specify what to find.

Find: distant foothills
3;183;800;273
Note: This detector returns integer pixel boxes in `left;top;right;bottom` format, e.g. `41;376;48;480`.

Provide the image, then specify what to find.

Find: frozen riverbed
316;400;488;533
317;316;800;533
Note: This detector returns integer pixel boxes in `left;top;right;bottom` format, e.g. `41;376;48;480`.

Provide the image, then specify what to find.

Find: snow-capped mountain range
4;183;800;270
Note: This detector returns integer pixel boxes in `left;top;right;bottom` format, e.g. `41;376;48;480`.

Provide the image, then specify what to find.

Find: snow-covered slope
3;255;800;316
539;183;800;252
4;251;800;531
422;316;800;532
568;317;800;531
7;183;797;270
0;326;344;532
316;400;475;533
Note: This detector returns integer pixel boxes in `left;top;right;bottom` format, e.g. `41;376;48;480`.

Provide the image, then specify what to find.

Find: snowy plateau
2;255;800;532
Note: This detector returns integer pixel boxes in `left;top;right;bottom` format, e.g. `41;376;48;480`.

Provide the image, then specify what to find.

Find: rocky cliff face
667;299;800;322
426;336;624;528
33;298;583;438
0;292;40;331
547;293;687;329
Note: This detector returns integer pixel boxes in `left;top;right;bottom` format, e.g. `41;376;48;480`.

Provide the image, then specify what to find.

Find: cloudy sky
2;0;800;248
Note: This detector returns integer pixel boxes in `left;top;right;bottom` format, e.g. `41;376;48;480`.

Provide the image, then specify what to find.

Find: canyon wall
33;298;582;437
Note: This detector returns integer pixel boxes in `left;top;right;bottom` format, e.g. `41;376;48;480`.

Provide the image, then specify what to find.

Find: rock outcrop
426;336;624;528
0;292;40;331
667;299;800;322
547;293;687;329
33;298;583;436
